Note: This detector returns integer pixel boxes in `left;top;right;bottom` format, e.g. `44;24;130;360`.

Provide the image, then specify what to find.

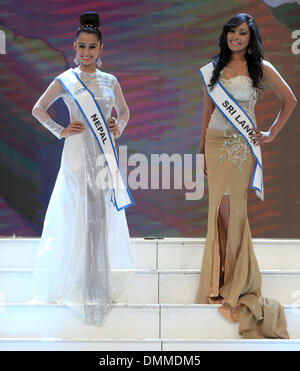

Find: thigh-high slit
195;129;289;339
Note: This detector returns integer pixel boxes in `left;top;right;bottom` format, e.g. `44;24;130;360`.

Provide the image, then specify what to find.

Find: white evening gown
31;66;135;325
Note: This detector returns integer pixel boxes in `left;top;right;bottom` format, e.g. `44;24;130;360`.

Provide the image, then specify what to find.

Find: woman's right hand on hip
61;121;85;137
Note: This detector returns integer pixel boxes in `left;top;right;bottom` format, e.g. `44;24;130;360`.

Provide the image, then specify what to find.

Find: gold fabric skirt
195;128;289;339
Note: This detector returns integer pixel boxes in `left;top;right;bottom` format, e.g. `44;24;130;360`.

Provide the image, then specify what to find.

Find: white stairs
0;237;300;351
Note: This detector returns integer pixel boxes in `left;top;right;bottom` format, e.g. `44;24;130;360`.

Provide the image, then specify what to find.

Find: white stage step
0;303;299;339
1;338;300;351
0;268;299;305
1;237;300;270
0;303;299;351
1;338;299;351
0;338;162;351
0;237;299;351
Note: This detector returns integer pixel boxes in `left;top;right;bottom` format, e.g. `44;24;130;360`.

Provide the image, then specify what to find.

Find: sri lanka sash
199;61;264;201
56;68;134;211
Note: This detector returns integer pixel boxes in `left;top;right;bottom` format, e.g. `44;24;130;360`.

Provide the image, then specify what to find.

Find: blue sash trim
71;70;134;210
199;61;264;198
56;69;134;211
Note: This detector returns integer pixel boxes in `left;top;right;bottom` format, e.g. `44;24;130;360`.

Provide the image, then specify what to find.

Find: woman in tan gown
196;13;297;339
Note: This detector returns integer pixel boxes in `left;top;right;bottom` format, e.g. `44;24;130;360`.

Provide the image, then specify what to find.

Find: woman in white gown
31;12;135;325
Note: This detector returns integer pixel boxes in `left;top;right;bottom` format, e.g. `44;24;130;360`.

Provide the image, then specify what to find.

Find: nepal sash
199;61;264;201
56;68;134;211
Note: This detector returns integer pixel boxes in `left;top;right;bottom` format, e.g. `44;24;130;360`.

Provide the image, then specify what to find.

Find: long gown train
195;128;289;339
31;67;135;325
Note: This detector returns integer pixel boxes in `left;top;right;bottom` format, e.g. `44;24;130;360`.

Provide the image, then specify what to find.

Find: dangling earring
248;47;252;55
96;55;102;67
74;55;80;65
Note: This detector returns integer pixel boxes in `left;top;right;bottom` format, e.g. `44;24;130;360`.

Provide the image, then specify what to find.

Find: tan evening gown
196;73;289;339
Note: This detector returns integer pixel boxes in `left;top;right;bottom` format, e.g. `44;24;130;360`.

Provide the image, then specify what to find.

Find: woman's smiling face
74;32;103;67
226;22;250;53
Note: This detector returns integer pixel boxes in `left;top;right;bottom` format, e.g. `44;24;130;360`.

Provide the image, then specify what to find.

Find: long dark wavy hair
208;13;264;91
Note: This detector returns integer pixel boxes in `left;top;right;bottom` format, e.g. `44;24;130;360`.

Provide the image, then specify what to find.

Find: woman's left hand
250;129;274;145
107;117;120;137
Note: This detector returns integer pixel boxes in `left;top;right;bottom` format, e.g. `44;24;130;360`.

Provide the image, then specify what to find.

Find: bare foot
218;303;236;323
231;304;242;322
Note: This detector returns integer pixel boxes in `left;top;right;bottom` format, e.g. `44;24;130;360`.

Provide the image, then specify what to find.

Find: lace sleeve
113;78;130;139
32;79;66;139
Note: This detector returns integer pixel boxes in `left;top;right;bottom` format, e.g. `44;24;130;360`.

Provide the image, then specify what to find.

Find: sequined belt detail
224;128;238;138
219;129;251;171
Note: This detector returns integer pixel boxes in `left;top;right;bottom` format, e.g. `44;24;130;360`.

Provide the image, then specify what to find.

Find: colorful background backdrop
0;0;299;238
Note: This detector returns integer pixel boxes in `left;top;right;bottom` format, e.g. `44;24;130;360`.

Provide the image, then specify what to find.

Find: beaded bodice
208;71;259;131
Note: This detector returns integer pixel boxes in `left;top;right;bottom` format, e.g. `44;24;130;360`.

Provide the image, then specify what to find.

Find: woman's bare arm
200;84;215;153
250;60;297;145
